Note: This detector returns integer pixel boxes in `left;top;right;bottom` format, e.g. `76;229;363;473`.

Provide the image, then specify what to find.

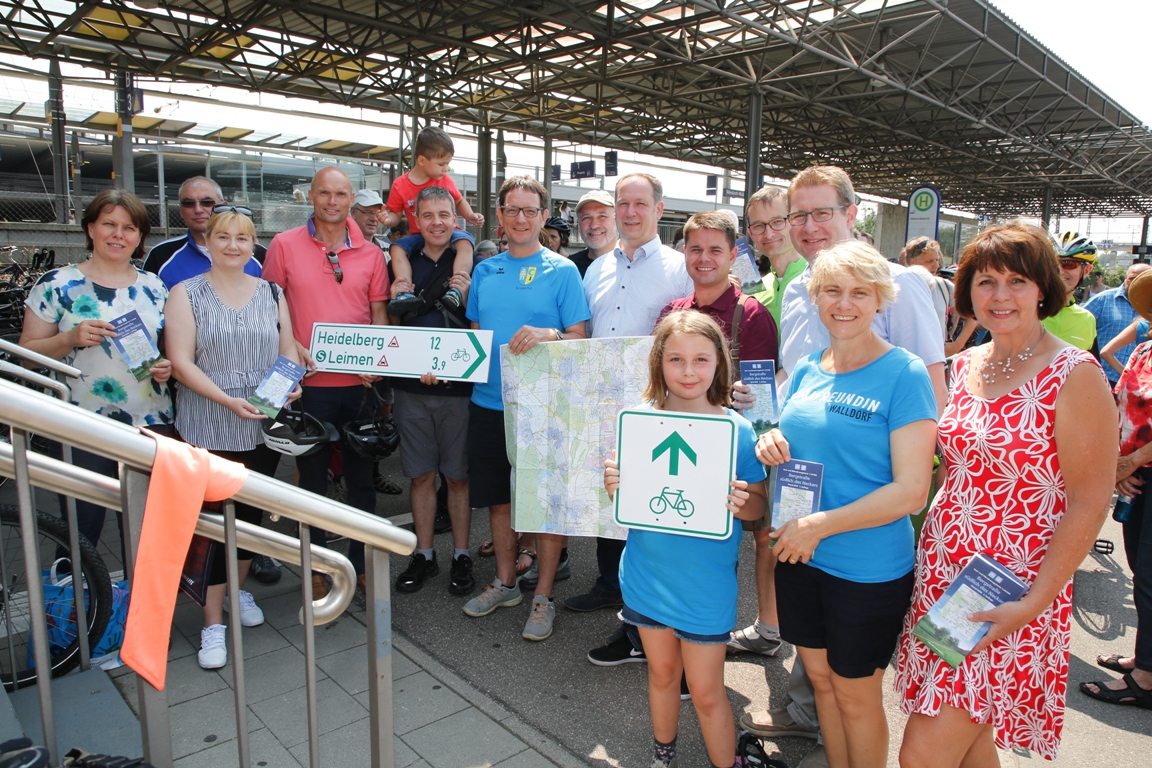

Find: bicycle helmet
261;408;339;457
1057;232;1097;263
341;415;401;461
543;216;570;235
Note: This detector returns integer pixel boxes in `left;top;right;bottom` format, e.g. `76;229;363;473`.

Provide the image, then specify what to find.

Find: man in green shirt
744;186;805;327
1041;232;1098;352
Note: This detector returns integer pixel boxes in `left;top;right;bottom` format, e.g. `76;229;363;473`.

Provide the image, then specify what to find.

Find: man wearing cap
566;190;618;278
569;174;693;647
1086;262;1152;384
144;175;265;289
350;189;391;252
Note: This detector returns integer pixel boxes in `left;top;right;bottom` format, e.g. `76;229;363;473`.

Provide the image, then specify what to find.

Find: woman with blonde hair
757;241;938;768
165;206;302;670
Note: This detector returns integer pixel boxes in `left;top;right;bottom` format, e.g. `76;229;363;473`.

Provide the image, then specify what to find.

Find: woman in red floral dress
895;223;1116;765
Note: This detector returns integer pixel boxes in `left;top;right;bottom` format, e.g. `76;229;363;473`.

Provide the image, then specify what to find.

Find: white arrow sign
309;323;493;383
614;408;738;539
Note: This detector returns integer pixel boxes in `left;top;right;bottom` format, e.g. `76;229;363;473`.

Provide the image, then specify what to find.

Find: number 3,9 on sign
308;323;493;383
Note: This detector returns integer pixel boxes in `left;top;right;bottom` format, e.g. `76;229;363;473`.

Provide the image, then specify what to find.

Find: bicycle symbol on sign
451;348;471;362
649;487;695;518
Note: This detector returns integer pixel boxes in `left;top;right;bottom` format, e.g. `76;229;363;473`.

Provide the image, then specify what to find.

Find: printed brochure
247;356;307;418
912;553;1030;668
738;359;778;435
109;310;163;381
770;459;823;528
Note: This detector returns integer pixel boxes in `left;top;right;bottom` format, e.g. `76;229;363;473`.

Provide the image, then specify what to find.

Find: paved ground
7;452;1151;766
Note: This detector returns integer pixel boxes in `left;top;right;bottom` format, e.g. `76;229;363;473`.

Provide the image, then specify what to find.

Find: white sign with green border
309;323;493;383
614;408;738;539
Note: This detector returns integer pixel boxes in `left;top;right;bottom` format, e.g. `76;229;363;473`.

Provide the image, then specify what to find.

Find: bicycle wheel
649;495;668;515
0;505;113;691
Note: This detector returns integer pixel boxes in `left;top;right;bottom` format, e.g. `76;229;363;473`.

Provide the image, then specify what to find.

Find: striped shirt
175;275;281;451
583;236;693;337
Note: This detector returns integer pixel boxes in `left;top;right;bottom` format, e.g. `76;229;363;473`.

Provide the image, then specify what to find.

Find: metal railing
0;343;416;768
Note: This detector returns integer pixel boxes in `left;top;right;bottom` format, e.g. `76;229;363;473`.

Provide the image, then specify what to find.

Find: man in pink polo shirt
264;166;390;597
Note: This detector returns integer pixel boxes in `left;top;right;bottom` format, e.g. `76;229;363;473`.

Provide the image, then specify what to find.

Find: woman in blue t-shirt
606;311;767;768
756;241;938;768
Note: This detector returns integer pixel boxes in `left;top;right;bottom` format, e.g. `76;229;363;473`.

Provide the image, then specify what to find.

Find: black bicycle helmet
543;216;570;234
342;416;401;461
261;408;339;457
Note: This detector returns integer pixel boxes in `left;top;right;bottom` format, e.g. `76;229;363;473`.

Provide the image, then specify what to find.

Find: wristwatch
554;328;564;341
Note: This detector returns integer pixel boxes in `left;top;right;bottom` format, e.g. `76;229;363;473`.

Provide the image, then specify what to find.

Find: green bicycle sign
649;487;695;517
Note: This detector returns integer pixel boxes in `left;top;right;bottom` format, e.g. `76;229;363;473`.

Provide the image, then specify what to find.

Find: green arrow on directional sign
462;332;488;378
652;431;697;476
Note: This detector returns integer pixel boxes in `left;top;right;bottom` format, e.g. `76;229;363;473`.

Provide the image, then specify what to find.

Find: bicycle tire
649;495;668;515
0;505;113;691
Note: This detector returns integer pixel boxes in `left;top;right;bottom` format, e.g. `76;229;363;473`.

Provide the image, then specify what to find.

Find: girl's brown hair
644;311;732;409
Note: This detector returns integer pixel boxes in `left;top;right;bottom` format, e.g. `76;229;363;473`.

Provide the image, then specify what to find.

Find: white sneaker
223;589;265;627
198;624;227;669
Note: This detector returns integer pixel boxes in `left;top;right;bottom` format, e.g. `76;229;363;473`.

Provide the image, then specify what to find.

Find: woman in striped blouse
165;207;302;670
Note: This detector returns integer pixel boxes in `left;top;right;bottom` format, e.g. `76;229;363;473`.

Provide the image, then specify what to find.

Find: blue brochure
770;459;823;529
247;356;307;418
739;359;778;434
109;310;163;381
732;236;765;293
913;553;1030;668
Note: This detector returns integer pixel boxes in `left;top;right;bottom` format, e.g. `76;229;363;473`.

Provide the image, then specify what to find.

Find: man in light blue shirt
1084;262;1151;383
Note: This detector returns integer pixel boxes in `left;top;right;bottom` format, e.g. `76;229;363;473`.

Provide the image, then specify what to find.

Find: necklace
977;326;1047;385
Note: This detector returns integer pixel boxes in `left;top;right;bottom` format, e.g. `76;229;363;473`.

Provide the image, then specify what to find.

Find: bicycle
648;487;695;518
451;349;470;362
0;505;112;691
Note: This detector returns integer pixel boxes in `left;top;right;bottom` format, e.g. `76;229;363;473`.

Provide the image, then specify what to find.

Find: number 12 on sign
614;408;738;539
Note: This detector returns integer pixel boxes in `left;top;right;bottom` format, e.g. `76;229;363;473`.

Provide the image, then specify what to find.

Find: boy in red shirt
380;127;484;314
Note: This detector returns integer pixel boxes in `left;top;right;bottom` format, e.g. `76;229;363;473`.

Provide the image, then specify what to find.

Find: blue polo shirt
465;248;590;411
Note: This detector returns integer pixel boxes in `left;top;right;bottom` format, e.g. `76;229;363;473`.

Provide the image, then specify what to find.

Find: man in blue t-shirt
461;176;591;643
143;176;264;289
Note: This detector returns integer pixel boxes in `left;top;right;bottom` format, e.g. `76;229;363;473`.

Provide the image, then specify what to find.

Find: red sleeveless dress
895;346;1102;760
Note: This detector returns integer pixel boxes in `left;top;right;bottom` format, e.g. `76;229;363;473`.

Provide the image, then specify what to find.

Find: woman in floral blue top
20;187;174;553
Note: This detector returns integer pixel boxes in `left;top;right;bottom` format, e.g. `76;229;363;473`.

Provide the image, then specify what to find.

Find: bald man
264;166;391;599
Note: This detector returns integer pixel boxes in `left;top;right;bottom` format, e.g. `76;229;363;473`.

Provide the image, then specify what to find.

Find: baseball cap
353;189;384;208
574;190;614;213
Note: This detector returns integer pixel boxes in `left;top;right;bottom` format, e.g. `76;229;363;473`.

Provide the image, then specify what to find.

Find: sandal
515;548;536;576
479;532;523;558
1079;673;1152;709
1097;654;1135;673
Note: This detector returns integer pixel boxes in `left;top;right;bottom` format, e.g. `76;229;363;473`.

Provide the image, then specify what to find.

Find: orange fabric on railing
120;431;248;690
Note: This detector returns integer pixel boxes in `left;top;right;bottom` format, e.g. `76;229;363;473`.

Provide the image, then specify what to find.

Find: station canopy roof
4;0;1152;217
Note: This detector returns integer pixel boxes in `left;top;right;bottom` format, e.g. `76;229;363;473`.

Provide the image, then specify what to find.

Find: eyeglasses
748;218;788;235
787;206;847;227
326;251;344;283
180;198;218;209
1059;258;1085;270
499;206;546;219
212;204;252;216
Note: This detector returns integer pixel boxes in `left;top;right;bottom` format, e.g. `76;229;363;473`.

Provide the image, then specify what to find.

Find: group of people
18;124;1150;768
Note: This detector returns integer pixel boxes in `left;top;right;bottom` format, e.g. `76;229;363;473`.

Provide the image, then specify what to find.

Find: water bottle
1113;496;1133;524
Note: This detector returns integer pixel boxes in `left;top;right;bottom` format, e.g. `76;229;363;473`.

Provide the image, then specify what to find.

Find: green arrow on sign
652;431;697;476
461;332;488;378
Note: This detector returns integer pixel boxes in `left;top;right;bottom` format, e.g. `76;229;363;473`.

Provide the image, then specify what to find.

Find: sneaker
223;590;265;627
739;708;819;740
680;673;691;701
463;578;522;617
396;552;439;593
650;759;678;768
198;624;227;669
390;292;423;315
587;633;647;666
521;595;556;641
563;588;624;612
440;287;463;309
449;554;476;595
519;549;571;590
249;554;282;584
727;625;783;657
433;507;452;534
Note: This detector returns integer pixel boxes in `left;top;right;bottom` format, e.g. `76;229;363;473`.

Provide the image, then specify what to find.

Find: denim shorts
620;605;730;645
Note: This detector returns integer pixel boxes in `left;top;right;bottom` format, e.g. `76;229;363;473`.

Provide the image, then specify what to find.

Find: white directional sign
614;408;738;539
906;184;941;241
309;323;493;383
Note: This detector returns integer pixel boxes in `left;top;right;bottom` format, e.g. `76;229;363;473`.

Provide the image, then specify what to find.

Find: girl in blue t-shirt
605;311;767;768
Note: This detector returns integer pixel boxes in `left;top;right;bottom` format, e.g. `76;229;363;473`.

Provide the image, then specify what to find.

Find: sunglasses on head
212;204;252;216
